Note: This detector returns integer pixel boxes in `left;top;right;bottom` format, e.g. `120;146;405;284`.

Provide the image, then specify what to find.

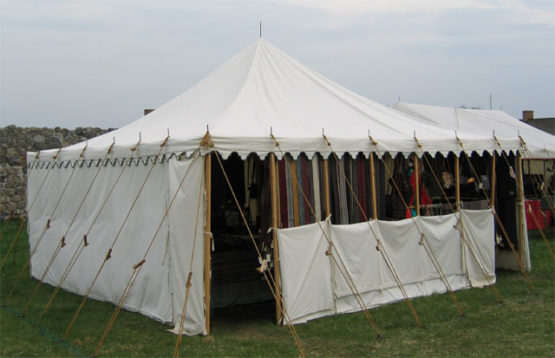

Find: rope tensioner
133;259;146;270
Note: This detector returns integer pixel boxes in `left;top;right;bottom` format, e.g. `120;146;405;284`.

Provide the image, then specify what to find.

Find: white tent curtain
26;154;204;331
277;209;495;324
168;156;206;335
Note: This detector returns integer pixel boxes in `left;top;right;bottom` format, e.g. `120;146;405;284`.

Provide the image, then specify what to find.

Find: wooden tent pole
323;159;331;218
369;153;378;220
269;153;282;324
290;160;301;226
516;153;525;261
491;154;496;209
455;155;461;210
204;152;212;335
413;154;420;216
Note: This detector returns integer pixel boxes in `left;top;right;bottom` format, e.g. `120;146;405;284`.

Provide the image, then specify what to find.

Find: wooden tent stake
204;153;212;334
369;153;378;220
269;153;283;324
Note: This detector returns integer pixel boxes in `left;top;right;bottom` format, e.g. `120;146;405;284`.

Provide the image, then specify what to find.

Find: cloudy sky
1;0;553;129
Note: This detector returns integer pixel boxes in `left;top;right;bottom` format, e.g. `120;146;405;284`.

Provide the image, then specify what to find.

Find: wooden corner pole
203;152;212;335
413;154;420;216
455;155;461;211
369;153;378;220
491;154;496;209
323;159;331;218
516;153;525;260
269;153;283;324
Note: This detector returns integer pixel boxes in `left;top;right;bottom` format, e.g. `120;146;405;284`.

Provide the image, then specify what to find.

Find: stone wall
0;126;115;219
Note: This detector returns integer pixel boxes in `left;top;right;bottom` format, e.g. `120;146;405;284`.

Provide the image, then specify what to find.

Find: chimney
522;110;534;122
144;109;155;116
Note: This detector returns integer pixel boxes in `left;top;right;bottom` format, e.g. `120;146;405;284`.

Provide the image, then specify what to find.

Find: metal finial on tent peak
259;21;262;38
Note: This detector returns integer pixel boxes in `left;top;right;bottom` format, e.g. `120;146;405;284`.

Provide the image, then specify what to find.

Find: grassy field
0;220;553;357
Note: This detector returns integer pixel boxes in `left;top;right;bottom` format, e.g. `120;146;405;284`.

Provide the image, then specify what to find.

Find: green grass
0;220;553;357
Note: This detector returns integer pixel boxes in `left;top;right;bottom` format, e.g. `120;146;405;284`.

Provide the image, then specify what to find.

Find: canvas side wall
276;209;495;325
26;155;173;323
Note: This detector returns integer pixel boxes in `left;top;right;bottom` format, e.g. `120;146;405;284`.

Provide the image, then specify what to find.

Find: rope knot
160;135;170;148
323;134;331;147
270;133;280;147
413;135;422;149
257;259;269;272
201;132;214;147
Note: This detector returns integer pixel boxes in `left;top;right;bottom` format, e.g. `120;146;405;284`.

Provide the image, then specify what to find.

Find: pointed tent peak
47;40;521;161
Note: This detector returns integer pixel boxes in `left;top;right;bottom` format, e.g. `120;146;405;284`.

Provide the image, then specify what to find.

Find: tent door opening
209;153;273;311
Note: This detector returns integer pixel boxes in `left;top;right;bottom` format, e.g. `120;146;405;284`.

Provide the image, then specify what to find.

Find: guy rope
23;143;116;316
4;145;86;306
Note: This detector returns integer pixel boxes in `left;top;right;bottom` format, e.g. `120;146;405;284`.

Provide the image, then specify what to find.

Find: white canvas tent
26;39;526;337
394;102;555;270
393;102;555;159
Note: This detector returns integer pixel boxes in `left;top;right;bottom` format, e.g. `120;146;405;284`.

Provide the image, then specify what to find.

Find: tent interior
207;148;524;315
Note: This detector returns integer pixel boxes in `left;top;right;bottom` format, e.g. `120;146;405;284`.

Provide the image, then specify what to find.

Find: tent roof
32;39;522;162
394;102;555;159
